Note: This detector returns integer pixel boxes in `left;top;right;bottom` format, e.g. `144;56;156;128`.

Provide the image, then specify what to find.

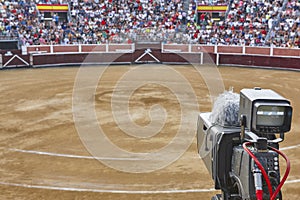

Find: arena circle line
72;46;225;173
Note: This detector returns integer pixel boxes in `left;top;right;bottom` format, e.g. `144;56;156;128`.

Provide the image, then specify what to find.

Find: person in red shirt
101;19;106;26
261;28;267;36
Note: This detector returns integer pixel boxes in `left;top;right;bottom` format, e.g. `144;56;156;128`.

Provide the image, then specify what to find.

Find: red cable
242;142;273;198
256;189;263;200
268;146;291;200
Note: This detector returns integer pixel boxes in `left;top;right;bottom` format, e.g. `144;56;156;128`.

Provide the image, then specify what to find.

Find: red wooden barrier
108;44;133;52
27;45;51;53
163;44;189;52
17;44;299;70
273;48;300;57
53;45;78;53
81;45;106;52
245;47;270;55
217;46;243;54
191;45;214;53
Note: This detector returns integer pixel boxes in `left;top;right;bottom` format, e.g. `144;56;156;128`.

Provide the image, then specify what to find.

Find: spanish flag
197;5;227;12
37;4;69;12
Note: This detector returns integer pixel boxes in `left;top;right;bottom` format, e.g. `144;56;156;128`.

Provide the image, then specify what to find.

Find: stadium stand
0;0;299;47
266;0;300;47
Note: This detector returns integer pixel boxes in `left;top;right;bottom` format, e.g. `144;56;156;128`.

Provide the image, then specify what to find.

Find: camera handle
245;131;284;145
240;115;246;141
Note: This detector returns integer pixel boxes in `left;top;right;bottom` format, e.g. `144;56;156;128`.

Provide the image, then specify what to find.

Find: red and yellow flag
197;5;227;12
37;4;68;12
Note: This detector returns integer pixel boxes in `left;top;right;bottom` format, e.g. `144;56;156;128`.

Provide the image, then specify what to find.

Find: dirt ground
0;65;299;200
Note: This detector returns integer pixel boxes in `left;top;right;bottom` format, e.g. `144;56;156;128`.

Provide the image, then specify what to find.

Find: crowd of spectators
268;0;300;47
196;0;299;47
0;0;299;47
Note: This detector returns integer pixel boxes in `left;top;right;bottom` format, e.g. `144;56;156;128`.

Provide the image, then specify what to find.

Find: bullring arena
0;43;300;200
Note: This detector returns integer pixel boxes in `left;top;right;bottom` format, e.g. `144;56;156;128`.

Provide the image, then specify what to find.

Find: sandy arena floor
0;65;299;200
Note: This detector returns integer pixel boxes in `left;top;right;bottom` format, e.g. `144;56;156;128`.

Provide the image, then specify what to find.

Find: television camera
197;88;293;200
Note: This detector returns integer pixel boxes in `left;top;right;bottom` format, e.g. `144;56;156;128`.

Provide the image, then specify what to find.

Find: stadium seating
0;0;299;47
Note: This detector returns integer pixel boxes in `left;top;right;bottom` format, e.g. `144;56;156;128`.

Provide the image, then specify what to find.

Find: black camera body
231;145;281;200
197;88;292;200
